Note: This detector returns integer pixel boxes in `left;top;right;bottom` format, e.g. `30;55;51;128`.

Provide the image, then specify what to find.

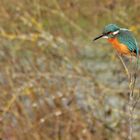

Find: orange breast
108;38;130;55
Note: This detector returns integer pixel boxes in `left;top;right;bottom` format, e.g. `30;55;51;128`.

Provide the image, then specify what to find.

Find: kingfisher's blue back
117;29;139;56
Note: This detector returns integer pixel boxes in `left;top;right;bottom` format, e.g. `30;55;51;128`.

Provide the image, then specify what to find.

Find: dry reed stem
117;53;139;140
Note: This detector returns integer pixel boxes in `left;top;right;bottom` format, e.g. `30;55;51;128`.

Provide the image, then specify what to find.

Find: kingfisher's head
94;24;120;41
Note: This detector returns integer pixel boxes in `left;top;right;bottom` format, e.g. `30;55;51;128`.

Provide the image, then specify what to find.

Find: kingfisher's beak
93;33;106;41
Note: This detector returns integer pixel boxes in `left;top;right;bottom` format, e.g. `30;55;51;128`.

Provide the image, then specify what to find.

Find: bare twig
116;52;130;79
117;53;139;140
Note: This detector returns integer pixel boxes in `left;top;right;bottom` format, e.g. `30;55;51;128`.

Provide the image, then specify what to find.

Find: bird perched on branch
93;24;139;58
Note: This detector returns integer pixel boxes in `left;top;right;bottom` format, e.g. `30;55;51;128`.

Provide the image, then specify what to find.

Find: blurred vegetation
1;0;140;140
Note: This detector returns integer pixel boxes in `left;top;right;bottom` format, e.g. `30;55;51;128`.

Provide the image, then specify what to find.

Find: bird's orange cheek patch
107;38;130;55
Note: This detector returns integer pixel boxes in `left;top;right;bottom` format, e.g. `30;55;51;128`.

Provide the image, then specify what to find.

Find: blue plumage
117;29;139;56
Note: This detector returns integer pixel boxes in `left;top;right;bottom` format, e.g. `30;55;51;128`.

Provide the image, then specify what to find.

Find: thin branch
116;52;130;80
116;52;139;140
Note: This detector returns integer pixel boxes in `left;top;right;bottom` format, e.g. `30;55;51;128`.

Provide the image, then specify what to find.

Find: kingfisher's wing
117;29;139;55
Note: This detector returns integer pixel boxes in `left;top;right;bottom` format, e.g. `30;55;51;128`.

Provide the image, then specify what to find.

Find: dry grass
0;0;140;140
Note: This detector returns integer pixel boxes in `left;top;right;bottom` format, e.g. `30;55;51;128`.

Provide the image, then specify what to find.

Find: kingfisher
93;24;139;58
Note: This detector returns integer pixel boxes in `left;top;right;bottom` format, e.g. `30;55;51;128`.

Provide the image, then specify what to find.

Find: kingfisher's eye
107;32;112;34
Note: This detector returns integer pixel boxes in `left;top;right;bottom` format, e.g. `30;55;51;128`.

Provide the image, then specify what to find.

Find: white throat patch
112;30;119;35
103;36;109;39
